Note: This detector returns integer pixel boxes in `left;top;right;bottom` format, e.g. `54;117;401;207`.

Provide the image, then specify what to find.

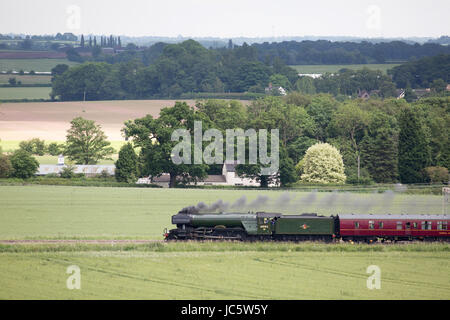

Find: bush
0;154;14;178
60;165;76;179
424;166;449;184
9;150;39;179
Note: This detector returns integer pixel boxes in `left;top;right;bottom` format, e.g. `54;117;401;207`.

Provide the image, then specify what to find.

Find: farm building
37;164;115;177
137;161;273;187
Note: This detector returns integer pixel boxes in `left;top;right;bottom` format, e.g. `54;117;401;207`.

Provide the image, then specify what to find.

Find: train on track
164;207;450;242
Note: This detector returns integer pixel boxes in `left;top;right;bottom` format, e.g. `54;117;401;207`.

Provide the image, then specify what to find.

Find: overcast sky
1;0;449;38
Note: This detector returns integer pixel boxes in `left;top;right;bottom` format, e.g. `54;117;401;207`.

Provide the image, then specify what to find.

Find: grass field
0;186;444;240
0;247;449;299
0;185;447;300
0;59;79;72
0;74;52;84
290;64;401;75
0;87;51;100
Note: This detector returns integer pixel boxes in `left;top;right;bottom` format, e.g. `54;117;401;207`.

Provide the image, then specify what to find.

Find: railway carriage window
413;222;418;229
438;221;447;230
369;221;374;229
354;222;359;228
396;222;402;230
378;222;384;229
421;221;432;230
405;222;411;229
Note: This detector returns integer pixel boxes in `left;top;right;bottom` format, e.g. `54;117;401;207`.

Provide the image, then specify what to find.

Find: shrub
301;143;346;184
60;165;76;179
9;150;39;179
0;154;14;178
424;166;449;184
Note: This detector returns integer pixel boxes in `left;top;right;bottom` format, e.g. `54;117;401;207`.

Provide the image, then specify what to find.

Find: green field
0;59;79;72
290;64;401;75
0;245;449;299
0;185;448;300
0;87;52;100
0;186;443;240
0;74;52;84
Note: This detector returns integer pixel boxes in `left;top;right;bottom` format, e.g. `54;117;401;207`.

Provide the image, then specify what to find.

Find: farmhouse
137;161;266;187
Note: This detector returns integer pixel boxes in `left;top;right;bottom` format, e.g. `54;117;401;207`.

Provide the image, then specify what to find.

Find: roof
37;165;115;175
339;214;448;220
152;174;227;183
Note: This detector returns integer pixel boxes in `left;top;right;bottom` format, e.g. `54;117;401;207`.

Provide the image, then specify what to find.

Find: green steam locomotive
164;207;339;241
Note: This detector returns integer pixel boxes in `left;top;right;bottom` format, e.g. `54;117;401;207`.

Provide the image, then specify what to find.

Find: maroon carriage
338;214;450;242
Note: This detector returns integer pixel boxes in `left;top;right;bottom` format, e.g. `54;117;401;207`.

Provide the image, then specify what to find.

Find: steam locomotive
164;207;450;242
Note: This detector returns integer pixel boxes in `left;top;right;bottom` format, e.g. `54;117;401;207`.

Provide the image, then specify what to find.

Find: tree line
116;95;449;187
1;94;448;186
249;40;450;65
51;39;450;101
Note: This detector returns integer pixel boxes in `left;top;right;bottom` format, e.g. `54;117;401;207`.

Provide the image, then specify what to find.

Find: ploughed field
0;100;197;141
0;186;448;299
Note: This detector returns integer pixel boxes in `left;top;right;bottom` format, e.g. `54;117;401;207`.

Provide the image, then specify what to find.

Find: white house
138;161;275;187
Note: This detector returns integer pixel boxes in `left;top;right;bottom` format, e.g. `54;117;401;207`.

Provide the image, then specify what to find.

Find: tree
115;143;138;183
0;154;13;178
329;102;369;181
8;77;17;86
80;34;85;48
430;79;447;94
123;102;208;188
9;149;39;179
65;117;115;165
424;166;449;184
398;108;431;183
19;138;46;156
300;143;346;184
360;112;399;182
295;77;316;94
47;142;64;156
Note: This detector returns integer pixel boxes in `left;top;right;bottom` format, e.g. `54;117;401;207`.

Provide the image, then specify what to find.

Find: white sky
0;0;449;38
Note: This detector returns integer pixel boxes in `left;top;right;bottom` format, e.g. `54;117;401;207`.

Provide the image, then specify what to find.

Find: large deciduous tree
65;117;115;165
123;102;208;188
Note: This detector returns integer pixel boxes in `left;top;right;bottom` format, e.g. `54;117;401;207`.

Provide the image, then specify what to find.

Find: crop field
0;100;197;141
0;87;52;100
290;64;401;75
0;74;52;84
0;59;79;72
0;185;448;299
0;186;444;240
0;245;449;299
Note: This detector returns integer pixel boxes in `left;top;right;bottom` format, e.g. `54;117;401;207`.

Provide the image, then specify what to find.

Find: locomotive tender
165;207;450;242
